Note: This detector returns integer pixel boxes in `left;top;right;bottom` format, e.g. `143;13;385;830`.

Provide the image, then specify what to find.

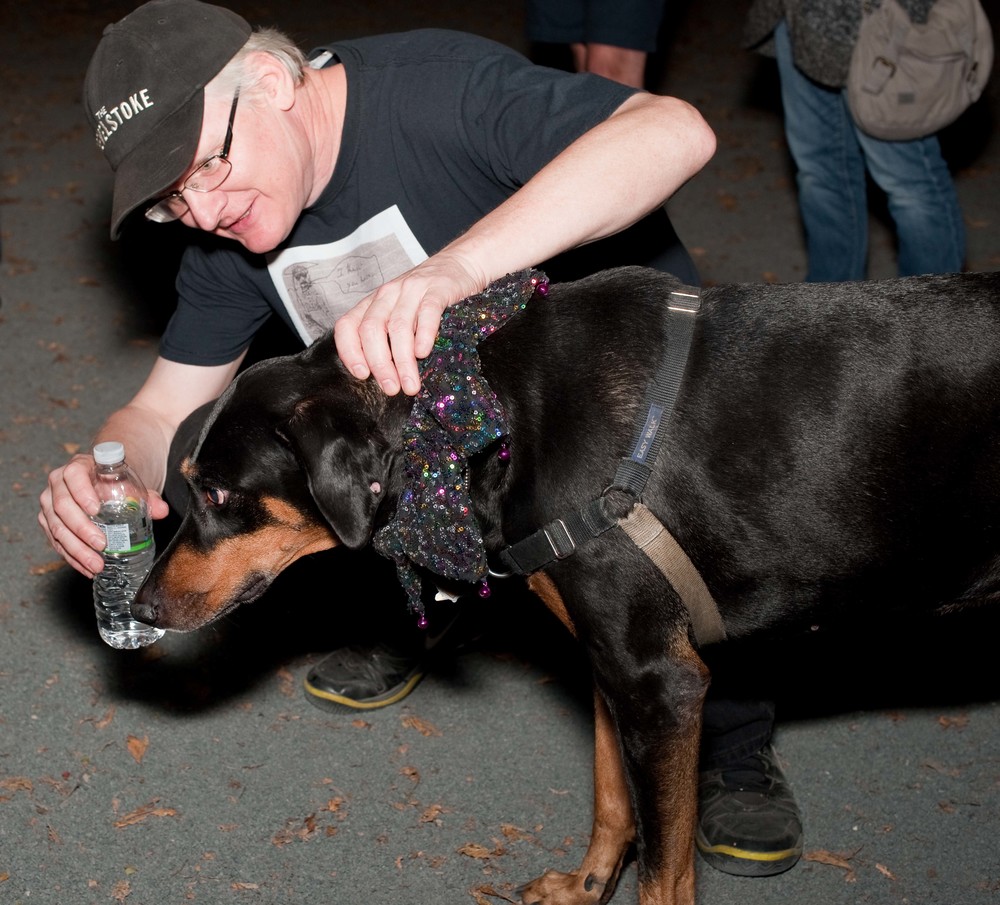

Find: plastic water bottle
91;441;164;649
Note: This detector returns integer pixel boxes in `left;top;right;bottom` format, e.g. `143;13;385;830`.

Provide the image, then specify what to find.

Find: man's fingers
358;313;402;395
334;310;373;381
147;491;170;521
334;255;483;396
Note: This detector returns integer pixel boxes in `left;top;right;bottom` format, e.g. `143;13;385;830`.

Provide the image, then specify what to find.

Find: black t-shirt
162;29;692;366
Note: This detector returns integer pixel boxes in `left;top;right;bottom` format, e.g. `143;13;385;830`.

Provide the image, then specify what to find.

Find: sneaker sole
303;669;425;712
695;833;802;877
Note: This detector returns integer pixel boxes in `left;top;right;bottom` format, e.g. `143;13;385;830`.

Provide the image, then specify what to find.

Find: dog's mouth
176;571;276;631
231;571;274;607
136;570;277;632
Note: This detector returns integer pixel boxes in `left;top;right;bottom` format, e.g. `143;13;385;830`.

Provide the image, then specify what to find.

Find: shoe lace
719;753;772;793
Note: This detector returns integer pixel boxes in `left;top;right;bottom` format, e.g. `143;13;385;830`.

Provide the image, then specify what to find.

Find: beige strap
619;504;727;646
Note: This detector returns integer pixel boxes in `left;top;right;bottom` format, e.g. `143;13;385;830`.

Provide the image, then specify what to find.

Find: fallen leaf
922;759;961;777
113;799;179;828
322;797;345;814
276;667;295;697
804;848;859;882
271;813;319;846
29;561;65;576
0;872;9;882
111;879;131;902
351;719;371;729
126;735;149;764
420;803;446;823
500;824;533;842
0;777;33;794
938;714;969;730
875;862;897;880
457;842;492;860
471;884;518;904
401;715;441;737
231;882;260;890
95;707;116;730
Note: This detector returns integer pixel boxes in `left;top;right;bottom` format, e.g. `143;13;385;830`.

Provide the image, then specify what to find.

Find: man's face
167;88;312;254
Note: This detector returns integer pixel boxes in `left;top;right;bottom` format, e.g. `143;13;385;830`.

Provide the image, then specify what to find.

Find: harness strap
498;497;618;575
619;504;727;645
495;283;727;647
612;286;701;498
497;284;702;575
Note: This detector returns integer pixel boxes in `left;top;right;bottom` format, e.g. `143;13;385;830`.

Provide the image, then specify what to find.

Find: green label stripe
120;538;154;554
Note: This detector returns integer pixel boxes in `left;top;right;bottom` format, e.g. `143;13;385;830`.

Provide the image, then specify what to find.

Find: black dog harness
496;285;727;647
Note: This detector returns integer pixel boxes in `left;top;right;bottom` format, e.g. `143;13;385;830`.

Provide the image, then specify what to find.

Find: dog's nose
131;582;158;627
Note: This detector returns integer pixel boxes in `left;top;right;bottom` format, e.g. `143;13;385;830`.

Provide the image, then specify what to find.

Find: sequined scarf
372;270;549;623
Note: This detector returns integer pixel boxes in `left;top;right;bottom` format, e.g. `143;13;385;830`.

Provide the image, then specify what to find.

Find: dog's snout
131;582;161;627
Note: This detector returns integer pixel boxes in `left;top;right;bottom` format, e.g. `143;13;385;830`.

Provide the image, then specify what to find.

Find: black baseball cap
83;0;252;238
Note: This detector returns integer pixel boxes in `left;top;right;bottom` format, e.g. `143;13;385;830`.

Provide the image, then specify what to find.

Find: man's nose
183;189;227;232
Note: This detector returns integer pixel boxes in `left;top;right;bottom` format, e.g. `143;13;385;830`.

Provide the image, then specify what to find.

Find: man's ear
277;398;392;549
244;50;298;111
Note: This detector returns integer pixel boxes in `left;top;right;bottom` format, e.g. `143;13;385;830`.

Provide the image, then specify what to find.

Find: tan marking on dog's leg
528;571;577;637
519;573;634;905
637;632;709;905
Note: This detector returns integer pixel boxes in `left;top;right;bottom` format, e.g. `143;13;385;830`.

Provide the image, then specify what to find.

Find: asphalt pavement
1;1;999;904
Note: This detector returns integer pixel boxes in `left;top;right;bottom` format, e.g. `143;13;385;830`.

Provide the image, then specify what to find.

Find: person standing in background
744;0;966;281
526;0;668;88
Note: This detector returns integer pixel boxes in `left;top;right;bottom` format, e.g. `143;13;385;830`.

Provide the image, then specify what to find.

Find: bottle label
96;498;153;554
98;522;153;554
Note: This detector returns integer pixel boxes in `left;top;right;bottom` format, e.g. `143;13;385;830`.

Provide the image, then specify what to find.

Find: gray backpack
846;0;994;140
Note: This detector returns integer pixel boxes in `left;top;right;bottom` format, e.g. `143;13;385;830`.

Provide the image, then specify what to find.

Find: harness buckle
543;519;576;559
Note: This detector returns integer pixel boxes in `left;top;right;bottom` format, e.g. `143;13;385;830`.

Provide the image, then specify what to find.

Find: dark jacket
744;0;936;86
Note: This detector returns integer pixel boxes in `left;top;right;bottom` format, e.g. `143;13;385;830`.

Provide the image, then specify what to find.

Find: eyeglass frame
144;89;241;224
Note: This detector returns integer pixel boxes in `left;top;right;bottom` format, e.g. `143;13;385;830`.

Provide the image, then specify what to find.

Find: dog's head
133;339;408;632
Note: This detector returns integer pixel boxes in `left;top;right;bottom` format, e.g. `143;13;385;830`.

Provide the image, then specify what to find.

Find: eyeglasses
145;90;240;224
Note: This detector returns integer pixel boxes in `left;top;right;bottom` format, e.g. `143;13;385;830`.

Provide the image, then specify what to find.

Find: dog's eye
204;488;228;507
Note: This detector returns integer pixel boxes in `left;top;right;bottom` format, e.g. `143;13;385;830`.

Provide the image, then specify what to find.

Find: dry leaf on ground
402;715;442;737
113;799;179;828
803;848;860;883
126;735;149;764
458;842;492;860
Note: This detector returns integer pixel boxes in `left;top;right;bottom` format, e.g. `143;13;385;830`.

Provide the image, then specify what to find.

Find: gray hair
207;27;308;99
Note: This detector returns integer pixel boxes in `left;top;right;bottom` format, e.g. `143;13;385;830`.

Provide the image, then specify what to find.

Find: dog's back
477;268;1000;636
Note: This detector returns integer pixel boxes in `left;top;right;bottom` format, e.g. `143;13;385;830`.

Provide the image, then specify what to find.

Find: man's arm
38;355;244;578
334;91;716;395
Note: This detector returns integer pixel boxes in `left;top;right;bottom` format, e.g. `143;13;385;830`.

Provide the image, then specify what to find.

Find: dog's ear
278;398;393;549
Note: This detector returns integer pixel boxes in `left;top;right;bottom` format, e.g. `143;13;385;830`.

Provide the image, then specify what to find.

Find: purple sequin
373;270;548;621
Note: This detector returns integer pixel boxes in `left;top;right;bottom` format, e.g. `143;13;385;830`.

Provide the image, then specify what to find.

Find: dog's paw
517;869;609;905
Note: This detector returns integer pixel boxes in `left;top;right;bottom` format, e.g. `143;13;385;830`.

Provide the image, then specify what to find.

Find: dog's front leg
518;572;635;905
619;631;707;905
518;687;635;905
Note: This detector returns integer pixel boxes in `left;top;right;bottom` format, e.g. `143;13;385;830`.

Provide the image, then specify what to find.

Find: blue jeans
773;20;965;282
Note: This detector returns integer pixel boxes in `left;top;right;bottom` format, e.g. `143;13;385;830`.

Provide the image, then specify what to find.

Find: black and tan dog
134;266;1000;905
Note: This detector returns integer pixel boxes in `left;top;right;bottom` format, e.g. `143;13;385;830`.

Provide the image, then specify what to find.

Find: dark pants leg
700;697;776;770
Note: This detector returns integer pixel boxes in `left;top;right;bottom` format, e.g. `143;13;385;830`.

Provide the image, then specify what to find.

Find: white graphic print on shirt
266;205;428;344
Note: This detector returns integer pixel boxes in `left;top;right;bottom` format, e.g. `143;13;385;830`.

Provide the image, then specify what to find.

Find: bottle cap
93;441;126;465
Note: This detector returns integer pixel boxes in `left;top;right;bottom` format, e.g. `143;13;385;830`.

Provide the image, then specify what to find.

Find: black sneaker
304;642;427;711
303;605;466;711
695;744;803;877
